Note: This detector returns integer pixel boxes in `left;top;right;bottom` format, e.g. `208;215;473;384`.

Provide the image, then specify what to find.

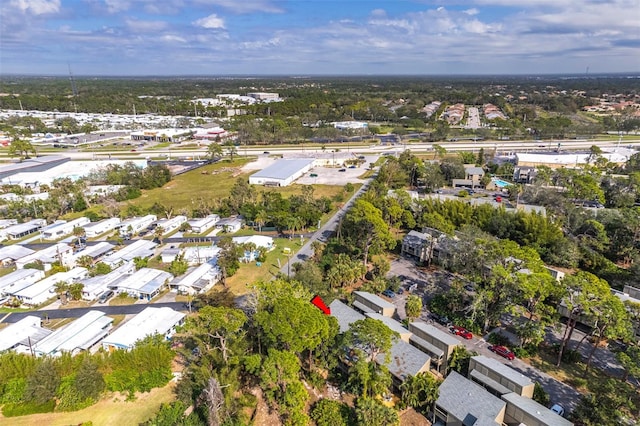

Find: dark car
488;345;515;360
430;313;451;326
338;168;346;172
98;290;114;304
450;325;473;339
382;289;396;298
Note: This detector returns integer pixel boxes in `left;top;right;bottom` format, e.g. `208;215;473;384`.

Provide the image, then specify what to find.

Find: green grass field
224;237;302;295
1;383;176;426
126;158;348;212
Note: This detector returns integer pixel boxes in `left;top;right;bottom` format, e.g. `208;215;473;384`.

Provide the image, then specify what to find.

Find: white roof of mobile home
81;261;135;295
16;243;72;267
13;267;88;304
0;315;52;352
102;239;157;265
173;263;217;289
0;268;45;294
0;245;35;262
34;310;113;356
73;242;115;260
102;307;185;350
115;267;173;295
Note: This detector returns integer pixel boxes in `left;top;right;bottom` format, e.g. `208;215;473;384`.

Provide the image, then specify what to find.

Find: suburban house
181;245;221;265
101;307;186;351
33;310;113;357
83;217;121;238
352;291;396;317
0;315;52;354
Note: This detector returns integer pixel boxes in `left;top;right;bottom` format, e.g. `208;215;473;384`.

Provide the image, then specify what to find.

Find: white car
550;404;565;417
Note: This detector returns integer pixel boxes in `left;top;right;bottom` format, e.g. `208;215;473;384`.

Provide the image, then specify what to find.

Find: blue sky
1;0;639;76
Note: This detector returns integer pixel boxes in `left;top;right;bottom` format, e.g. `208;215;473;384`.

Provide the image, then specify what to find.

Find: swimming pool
491;178;511;188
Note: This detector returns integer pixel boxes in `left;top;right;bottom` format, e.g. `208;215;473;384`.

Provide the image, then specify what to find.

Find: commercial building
113;267;173;300
102;307;186;351
33;310;113;357
247;92;280;101
0;155;69;180
249;158;315;187
171;262;220;295
13;267;88;306
0;315;52;354
0;268;45;296
118;214;157;237
515;150;632;168
41;217;91;240
130;128;193;143
102;239;157;267
352;291;396;317
83;217;121;238
409;322;460;374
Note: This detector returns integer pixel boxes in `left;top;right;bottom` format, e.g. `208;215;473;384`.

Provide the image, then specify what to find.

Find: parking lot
383;256;582;414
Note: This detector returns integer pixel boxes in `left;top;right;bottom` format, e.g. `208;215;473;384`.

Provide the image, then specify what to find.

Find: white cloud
193;14;226;29
125;18;168;33
9;0;60;15
192;0;283;14
370;8;387;18
463;8;480;15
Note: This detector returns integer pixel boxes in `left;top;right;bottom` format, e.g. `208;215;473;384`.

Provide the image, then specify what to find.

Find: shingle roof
329;299;365;333
436;371;505;426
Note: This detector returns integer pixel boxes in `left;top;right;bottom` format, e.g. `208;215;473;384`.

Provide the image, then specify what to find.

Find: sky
1;0;639;76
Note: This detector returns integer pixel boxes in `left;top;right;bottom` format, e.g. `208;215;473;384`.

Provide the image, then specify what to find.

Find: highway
35;137;640;162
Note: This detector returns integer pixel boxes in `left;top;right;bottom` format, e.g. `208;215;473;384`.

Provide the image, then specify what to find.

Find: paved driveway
386;257;582;415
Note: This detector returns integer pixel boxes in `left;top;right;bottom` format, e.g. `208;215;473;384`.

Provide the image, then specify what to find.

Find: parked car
338;168;346;172
98;290;114;304
488;345;515;360
450;325;473;339
430;313;451;326
397;287;404;295
550;404;565;417
382;289;396;298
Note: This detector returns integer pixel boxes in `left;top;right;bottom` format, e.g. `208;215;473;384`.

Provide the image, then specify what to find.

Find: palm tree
254;210;267;232
153;226;165;244
207;143;223;161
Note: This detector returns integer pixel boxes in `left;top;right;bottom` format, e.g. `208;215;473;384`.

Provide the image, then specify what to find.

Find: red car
489;345;515;360
450;325;473;339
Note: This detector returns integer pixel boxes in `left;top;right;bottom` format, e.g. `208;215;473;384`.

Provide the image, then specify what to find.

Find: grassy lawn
224;237;301;295
527;345;612;393
108;294;137;306
126;158;348;212
2;383;176;426
0;267;16;278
